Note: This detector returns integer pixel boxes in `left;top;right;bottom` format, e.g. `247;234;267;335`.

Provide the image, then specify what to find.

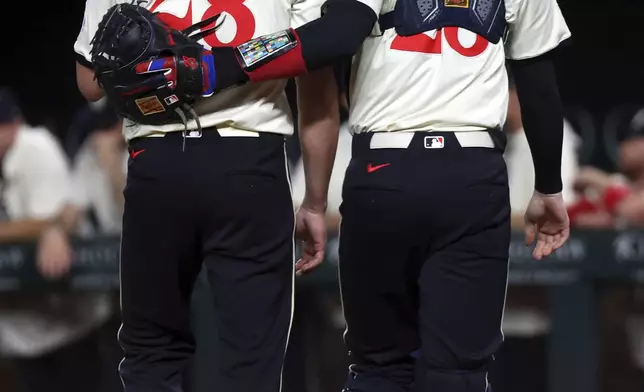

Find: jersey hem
123;125;293;141
349;126;492;134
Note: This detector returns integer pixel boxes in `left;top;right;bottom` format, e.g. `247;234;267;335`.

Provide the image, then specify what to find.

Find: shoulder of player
503;0;524;22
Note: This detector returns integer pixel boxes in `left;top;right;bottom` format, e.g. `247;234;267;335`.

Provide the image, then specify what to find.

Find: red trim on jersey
244;29;307;82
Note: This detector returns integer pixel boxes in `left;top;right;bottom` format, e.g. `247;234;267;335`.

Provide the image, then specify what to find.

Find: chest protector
379;0;507;44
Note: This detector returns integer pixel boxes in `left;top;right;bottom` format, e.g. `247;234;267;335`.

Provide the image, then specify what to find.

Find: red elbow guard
603;184;632;214
237;29;307;82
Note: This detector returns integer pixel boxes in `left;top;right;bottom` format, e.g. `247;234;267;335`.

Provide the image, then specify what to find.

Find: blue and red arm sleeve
212;0;377;87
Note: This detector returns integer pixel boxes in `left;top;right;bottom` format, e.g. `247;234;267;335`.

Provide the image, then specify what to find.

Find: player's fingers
295;249;312;269
295;245;314;275
524;224;536;247
296;242;325;276
556;228;571;248
300;250;325;274
295;260;305;275
541;236;555;257
533;237;546;260
552;233;561;252
551;233;563;251
295;258;308;275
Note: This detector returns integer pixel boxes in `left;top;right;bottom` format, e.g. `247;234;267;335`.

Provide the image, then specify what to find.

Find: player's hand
295;204;327;276
524;191;571;260
37;225;73;280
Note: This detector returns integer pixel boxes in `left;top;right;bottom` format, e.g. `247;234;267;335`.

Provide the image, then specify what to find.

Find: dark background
1;0;643;149
0;2;642;392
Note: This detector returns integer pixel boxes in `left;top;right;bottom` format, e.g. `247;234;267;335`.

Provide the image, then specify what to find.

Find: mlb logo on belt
424;136;445;149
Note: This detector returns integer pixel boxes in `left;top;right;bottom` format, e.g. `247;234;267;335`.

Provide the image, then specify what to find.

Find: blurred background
1;0;644;391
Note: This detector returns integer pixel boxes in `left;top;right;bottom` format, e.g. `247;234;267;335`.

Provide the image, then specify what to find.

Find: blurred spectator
36;101;125;392
70;102;126;236
570;117;644;228
65;100;123;160
495;82;581;392
569;114;644;390
0;88;111;392
504;82;581;228
0;89;71;239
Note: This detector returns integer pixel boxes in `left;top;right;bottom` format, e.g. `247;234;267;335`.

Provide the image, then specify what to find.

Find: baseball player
187;0;572;391
73;1;339;391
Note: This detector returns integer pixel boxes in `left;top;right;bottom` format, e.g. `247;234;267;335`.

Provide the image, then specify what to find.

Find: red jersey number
149;0;256;47
391;27;488;57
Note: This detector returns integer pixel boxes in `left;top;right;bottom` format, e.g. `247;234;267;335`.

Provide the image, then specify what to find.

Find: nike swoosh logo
367;163;391;173
130;149;145;159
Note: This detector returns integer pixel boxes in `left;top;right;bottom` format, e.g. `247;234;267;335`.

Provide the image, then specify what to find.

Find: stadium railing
2;230;643;392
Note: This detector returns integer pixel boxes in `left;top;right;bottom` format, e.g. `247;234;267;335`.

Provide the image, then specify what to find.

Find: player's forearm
297;69;340;212
51;204;84;233
212;0;376;88
0;220;51;242
508;55;564;195
76;61;104;102
299;130;339;211
0;205;84;242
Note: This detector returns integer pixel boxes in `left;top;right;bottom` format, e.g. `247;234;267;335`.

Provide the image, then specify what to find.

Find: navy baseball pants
339;131;510;392
118;129;294;392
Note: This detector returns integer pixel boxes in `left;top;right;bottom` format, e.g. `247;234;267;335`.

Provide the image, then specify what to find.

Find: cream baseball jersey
74;0;324;141
349;0;571;134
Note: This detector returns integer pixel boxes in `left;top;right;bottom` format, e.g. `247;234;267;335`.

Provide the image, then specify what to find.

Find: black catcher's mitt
89;2;222;128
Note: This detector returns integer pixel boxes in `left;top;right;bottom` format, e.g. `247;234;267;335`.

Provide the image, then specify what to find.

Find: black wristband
296;0;376;71
509;54;564;195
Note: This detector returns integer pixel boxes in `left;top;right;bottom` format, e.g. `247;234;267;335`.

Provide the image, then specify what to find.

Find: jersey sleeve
504;0;571;60
352;0;383;14
290;0;381;28
290;0;326;28
74;0;118;67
